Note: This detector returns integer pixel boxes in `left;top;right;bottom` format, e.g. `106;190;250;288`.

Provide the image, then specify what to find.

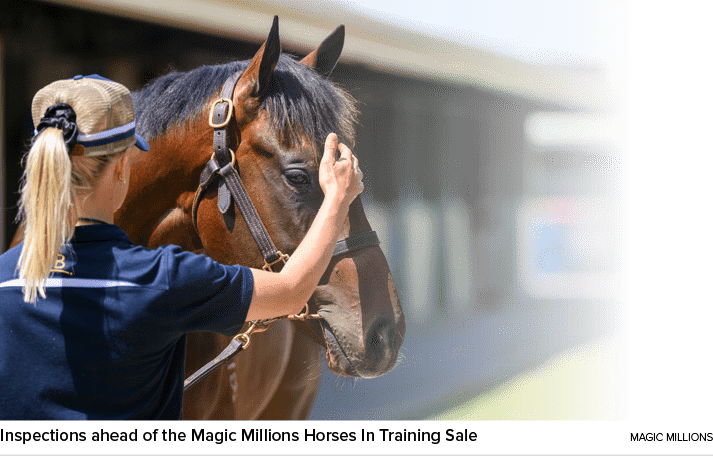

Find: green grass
431;338;617;420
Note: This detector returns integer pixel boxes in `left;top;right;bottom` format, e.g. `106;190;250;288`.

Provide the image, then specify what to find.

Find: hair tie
35;103;79;150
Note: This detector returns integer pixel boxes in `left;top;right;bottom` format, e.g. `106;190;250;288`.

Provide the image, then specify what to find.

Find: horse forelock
132;55;358;158
264;56;359;159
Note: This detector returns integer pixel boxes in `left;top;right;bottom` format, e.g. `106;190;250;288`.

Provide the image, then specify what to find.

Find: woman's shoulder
115;242;246;284
0;244;22;282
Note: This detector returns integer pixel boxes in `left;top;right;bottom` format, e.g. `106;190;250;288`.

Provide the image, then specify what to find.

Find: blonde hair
17;129;122;304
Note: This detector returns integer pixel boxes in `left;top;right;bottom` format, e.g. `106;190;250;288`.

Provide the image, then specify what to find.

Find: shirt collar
71;223;132;243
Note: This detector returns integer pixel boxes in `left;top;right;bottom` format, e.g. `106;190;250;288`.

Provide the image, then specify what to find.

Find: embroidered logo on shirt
49;254;73;276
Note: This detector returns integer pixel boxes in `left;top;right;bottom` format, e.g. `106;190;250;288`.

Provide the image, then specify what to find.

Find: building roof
40;0;609;109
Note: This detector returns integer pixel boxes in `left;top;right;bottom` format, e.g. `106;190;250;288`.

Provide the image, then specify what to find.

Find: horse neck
116;122;212;246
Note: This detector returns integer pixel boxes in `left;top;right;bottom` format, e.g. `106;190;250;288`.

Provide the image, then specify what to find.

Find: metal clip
286;304;322;321
234;320;271;350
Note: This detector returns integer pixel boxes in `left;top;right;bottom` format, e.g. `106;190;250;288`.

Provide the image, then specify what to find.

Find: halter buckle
208;97;234;129
262;251;289;272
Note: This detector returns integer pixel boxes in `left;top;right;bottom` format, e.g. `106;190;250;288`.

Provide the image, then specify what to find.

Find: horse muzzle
311;269;405;378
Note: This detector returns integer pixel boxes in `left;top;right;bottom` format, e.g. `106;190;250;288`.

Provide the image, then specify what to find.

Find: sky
333;0;620;66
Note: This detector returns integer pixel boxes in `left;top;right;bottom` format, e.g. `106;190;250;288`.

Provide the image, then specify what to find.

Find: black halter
185;73;379;390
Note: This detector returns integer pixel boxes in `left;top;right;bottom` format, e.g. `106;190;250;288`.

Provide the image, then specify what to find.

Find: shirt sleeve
158;245;254;337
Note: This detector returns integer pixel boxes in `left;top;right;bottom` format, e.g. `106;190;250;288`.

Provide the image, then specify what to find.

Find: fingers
337;142;353;164
338;144;363;192
354;157;364;195
350;151;363;193
322;133;338;165
321;133;364;196
336;142;359;178
350;150;359;173
335;140;362;191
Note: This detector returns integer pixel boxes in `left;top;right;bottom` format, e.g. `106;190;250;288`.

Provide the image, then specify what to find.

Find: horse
114;17;405;419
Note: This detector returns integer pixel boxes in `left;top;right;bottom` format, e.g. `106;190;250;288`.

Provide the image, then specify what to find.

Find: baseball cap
31;74;149;156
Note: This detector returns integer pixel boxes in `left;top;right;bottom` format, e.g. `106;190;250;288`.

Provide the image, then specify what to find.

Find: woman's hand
319;133;364;208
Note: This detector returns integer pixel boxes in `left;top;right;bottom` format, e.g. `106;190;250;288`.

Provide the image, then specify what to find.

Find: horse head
133;17;404;379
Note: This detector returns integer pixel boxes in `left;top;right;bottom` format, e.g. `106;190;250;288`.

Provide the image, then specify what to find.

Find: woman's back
0;223;252;419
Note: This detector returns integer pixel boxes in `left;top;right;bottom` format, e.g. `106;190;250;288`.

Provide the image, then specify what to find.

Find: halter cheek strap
195;72;288;271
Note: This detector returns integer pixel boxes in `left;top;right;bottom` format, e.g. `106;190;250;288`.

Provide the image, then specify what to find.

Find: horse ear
301;25;345;77
235;16;281;103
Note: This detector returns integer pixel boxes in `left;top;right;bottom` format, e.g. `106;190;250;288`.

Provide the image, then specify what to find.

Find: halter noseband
185;72;380;390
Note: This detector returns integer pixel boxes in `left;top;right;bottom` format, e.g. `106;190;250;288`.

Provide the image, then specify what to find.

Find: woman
0;75;363;419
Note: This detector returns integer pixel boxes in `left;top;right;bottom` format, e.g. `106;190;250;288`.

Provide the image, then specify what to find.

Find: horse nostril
366;316;395;376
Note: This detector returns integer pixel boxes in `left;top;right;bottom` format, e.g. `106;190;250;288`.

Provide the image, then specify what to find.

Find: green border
8;0;713;455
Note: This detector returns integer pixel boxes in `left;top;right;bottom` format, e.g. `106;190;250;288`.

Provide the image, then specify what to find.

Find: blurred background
0;0;623;419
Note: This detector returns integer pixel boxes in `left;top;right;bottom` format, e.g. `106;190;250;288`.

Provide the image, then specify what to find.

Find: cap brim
135;133;150;151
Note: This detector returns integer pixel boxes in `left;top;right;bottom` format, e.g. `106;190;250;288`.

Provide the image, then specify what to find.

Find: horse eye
284;169;311;186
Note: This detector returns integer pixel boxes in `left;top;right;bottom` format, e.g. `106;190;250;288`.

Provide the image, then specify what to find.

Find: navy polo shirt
0;223;253;419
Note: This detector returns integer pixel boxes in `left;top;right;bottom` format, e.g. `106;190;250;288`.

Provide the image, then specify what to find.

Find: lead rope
183;308;321;390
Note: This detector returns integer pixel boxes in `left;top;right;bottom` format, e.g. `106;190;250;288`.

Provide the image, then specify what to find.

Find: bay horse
114;17;405;419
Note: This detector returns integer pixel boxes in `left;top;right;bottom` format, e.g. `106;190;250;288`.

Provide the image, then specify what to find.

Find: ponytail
17;128;76;304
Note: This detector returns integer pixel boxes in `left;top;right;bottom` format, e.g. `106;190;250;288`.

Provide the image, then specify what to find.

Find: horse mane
132;55;358;154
